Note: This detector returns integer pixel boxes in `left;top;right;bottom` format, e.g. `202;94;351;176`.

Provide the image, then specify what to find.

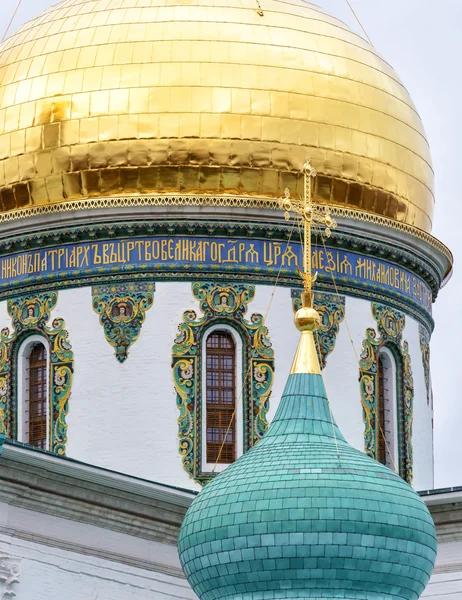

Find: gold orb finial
290;291;322;374
294;306;321;332
294;290;321;332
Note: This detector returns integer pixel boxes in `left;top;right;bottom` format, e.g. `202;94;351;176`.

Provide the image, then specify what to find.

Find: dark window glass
377;353;386;465
205;331;236;464
377;350;395;469
28;343;47;450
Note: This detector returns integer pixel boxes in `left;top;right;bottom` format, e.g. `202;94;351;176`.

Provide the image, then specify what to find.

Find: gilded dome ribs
0;0;435;231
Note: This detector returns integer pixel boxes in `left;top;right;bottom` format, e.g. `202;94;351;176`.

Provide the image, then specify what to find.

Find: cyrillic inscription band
0;237;432;313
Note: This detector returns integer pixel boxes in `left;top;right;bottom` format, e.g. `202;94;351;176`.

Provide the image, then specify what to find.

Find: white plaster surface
322;294;376;453
423;572;462;599
406;315;435;491
0;282;435;491
422;538;462;598
0;488;197;599
56;282;202;490
0;532;196;600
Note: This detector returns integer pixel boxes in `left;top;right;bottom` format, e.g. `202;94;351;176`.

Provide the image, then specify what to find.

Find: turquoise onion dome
178;298;437;600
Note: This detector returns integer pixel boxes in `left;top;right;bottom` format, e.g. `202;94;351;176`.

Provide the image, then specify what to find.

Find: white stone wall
423;571;462;599
0;281;434;490
422;538;462;599
0;518;196;600
407;316;435;491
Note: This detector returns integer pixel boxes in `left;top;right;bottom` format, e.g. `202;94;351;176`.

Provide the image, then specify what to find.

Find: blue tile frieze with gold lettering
0;236;432;318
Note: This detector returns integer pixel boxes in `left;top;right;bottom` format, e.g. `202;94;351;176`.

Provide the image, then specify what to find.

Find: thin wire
317;351;341;463
312;224;342;464
291;218;341;463
2;0;23;43
319;232;398;474
212;218;298;471
344;0;374;47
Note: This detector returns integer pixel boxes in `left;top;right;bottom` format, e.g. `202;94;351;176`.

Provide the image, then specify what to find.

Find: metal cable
319;232;398;474
344;0;374;47
212;217;298;472
2;0;23;43
313;223;342;464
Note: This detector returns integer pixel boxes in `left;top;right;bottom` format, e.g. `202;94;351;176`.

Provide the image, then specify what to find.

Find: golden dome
0;0;434;231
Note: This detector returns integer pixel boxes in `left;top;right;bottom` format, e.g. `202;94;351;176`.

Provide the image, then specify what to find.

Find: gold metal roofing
0;0;434;231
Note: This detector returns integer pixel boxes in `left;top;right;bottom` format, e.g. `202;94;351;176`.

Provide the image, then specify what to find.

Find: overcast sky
1;0;460;488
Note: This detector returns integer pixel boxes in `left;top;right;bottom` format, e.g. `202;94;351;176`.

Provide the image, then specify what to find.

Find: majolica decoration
172;282;274;486
359;303;414;483
419;325;432;407
292;290;345;369
0;218;437;334
0;292;73;455
92;282;155;363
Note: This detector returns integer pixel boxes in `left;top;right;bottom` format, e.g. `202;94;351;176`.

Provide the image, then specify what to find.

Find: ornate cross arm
279;160;337;305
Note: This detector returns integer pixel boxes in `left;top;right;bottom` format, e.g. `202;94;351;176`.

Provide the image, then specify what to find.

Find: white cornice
421;489;462;506
0;442;197;548
0;442;196;509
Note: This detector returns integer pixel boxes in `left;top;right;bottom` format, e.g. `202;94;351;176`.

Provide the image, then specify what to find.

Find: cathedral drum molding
0;218;441;332
0;195;452;261
0;203;451;290
172;282;274;486
92;282;155;363
359;303;414;483
0;292;73;455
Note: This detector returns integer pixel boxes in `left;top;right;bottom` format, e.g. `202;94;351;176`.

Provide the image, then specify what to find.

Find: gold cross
279;160;337;304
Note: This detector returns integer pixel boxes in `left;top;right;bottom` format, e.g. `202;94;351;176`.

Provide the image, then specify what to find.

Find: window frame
17;334;50;450
201;324;244;473
359;304;414;484
377;345;399;470
172;282;275;486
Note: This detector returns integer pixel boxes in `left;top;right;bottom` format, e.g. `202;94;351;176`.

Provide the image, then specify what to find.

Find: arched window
173;282;274;485
205;331;236;464
377;347;398;470
28;343;48;449
18;339;49;450
359;304;414;484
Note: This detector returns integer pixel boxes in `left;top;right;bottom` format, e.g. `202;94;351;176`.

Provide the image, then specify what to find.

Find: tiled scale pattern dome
178;308;437;599
0;0;434;230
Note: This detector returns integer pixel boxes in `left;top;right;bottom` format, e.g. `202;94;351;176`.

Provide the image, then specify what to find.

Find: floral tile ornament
92;282;155;363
